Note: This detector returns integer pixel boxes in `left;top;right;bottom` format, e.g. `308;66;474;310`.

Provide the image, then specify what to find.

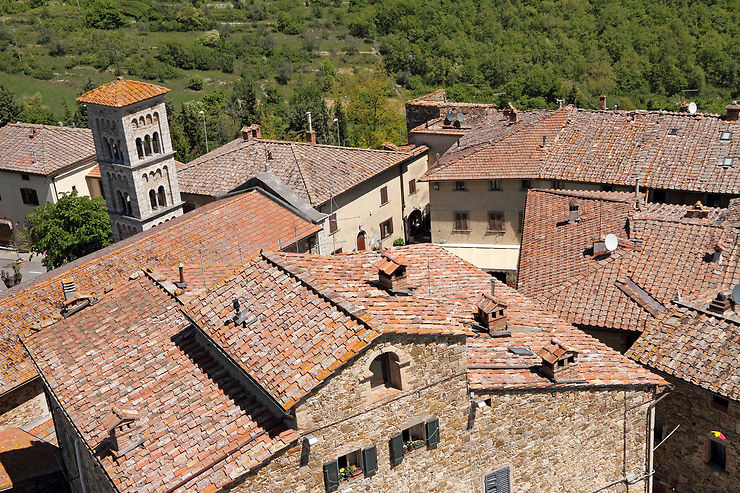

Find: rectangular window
20;188;39;206
408;179;417;195
389;418;439;467
489;180;502;191
329;213;338;234
709;440;727;470
487;212;505;232
711;395;729;412
380;186;389;205
453;212;469;231
484;466;511;493
722;156;734;167
21;173;30;181
720;131;732;141
521;180;531;191
337;450;363;482
402;423;425;454
653;422;664;444
454;181;466;191
380;218;393;239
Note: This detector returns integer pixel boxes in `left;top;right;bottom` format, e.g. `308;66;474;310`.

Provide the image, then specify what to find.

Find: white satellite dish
732;284;740;305
688;102;697;114
604;234;618;251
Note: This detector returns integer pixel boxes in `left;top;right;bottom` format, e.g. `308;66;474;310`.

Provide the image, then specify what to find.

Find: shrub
187;75;204;90
393;238;404;246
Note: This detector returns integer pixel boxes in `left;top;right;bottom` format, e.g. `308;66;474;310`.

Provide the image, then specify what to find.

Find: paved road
0;249;46;292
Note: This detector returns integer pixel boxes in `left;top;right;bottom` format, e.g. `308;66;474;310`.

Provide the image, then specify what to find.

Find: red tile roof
0;190;321;395
424;107;740;194
177;137;424;206
628;293;740;401
518;189;740;332
76;79;169;107
0;123;95;175
23;276;297;492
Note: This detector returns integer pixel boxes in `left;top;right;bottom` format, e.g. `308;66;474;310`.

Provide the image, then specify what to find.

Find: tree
288;84;330;143
333;101;348;146
26;191;113;270
0;85;21;126
85;0;125;30
230;77;258;127
20;92;57;125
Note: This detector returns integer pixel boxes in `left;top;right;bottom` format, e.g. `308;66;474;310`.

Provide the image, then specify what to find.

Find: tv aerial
604;234;618;252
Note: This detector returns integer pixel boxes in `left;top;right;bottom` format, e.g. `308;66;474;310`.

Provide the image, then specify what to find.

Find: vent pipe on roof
175;262;188;289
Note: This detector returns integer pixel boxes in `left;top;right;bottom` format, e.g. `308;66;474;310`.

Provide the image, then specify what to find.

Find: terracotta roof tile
76;79;169;107
0;123;95;175
0;190;321;394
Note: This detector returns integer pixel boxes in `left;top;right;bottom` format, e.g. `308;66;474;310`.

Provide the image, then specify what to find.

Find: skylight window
720;131;732;141
723;157;734;167
667;128;678;136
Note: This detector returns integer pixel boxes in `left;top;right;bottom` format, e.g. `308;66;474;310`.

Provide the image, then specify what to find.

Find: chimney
537;337;578;381
726;101;740;121
241;124;261;140
232;298;257;326
306;111;316;144
475;293;508;332
102;407;144;458
57;121;63;127
599;94;607;111
503;103;519;123
679;101;690;113
568;199;581;224
62;278;77;301
374;251;410;292
29;128;38;139
174;262;188;289
708;291;732;314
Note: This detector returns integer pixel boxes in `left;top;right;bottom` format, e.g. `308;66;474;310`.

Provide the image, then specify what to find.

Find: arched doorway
357;231;366;251
408;209;423;236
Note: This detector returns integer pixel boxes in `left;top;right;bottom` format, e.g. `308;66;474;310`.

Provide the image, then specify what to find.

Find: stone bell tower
77;78;183;241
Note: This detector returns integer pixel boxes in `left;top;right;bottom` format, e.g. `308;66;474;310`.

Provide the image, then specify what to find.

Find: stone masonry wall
653;376;738;492
224;332;657;493
0;377;49;429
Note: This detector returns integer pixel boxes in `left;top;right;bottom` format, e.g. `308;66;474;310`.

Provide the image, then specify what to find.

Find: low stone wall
653;376;737;492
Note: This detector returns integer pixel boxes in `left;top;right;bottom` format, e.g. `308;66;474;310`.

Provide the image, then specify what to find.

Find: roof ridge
530;188;637;203
257;138;414;155
179;138;253;170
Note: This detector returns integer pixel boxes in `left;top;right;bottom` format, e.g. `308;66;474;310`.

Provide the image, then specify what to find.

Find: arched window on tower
132;119;138;129
152;132;161;153
103;138;112;159
369;352;402;390
136;138;144;159
146;114;152;125
153;112;159;123
157;186;167;207
139;116;145;127
124;193;132;215
149;189;158;210
116;191;125;213
144;135;152;156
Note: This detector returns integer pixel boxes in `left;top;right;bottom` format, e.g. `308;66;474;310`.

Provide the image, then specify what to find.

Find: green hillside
1;0;738;161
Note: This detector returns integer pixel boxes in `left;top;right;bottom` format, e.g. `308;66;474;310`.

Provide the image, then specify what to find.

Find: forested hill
0;0;737;160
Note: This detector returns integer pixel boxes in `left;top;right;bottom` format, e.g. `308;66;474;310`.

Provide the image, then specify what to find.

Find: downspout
51;175;60;202
74;438;89;493
645;385;673;493
398;161;407;244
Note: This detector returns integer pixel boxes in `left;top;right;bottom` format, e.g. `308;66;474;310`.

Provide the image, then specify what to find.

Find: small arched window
146;114;152;125
139;116;145;127
144;135;152;156
116;191;125;213
103;138;112;159
149;189;158;210
369;352;402;390
152;132;161;153
124;193;132;215
157;186;167;207
132;119;138;129
142;173;148;182
153;112;159;123
136;138;144;159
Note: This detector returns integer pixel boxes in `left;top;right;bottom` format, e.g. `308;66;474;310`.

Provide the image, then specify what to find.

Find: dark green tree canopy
26;191;113;270
0;85;21;127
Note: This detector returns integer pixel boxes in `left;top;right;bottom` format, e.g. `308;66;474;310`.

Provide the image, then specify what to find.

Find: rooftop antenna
688;102;697;114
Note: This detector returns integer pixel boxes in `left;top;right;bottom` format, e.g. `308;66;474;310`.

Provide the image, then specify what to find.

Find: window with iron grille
488;212;504;232
408;179;417;195
454;181;466;191
329;213;338;234
20;188;39;206
380;186;389;205
380;218;393;239
453;212;469;231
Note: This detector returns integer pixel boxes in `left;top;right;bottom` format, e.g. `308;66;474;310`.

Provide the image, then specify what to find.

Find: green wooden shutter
323;460;339;492
362;445;378;477
484;471;497;493
389;433;404;467
425;418;440;448
496;466;510;493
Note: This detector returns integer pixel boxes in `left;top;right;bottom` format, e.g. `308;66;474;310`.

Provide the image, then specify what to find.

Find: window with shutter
453;212;469;231
425;418;440;448
380;218;393;239
408;179;416;195
487;212;504;232
362;445;378;477
389;433;404;467
484;466;510;493
323;460;340;492
380;186;389;205
329;213;338;234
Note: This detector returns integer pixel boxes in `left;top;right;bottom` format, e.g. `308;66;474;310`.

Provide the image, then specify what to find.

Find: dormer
475;294;507;332
374;251;409;293
537;338;578;381
684;201;709;220
102;407;144;458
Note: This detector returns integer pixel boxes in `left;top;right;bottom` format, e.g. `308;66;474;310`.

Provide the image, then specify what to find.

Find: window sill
485;230;506;235
380;202;389;207
370;386;401;403
451;229;471;233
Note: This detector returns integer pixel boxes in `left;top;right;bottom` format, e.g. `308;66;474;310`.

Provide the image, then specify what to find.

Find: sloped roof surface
77;79;169;107
425;107;740;194
628;296;740;401
177;137;423;206
519;189;740;332
0;190;321;395
23;276;297;492
0;123;95;175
